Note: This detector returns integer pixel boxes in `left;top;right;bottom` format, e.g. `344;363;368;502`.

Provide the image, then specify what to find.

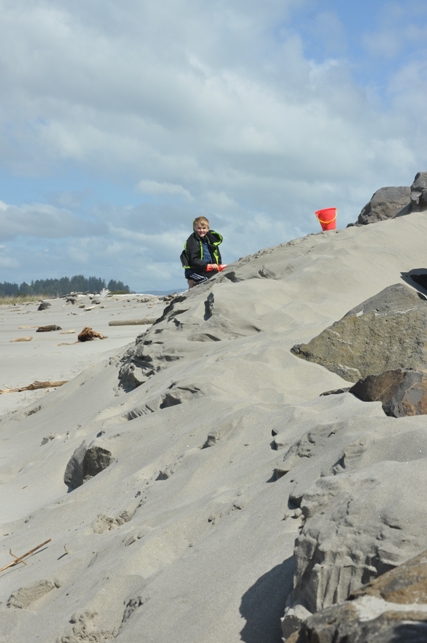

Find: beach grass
0;295;44;306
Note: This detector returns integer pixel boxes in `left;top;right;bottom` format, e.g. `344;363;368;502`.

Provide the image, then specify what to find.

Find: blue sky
0;0;426;292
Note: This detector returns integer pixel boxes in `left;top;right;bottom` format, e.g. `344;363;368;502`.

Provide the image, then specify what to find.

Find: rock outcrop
357;186;411;225
410;172;427;212
350;368;427;417
355;172;427;225
281;456;427;636
291;284;427;382
285;549;427;642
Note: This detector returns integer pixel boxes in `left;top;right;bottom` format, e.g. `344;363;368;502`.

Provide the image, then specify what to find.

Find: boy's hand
207;264;219;271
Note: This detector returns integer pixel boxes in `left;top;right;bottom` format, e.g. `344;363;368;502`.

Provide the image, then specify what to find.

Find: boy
181;217;224;288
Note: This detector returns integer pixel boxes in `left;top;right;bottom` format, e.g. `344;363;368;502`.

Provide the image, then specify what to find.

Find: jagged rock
286;549;427;642
350;369;427;417
410;171;427;212
64;442;114;490
281;459;427;634
83;446;114;481
291;284;427;382
357;186;411;225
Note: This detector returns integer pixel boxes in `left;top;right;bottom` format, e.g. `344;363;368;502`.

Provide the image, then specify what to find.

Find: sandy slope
1;214;427;642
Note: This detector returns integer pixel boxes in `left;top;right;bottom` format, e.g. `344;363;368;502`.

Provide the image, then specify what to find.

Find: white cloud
136;180;194;201
0;202;104;241
0;0;425;291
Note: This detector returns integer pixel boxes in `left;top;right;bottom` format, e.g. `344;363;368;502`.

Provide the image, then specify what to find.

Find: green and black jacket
180;230;223;277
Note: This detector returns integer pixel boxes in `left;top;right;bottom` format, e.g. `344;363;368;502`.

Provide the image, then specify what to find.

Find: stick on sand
0;539;52;573
0;381;68;394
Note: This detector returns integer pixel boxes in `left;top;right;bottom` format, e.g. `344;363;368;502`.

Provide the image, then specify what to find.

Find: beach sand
1;214;427;642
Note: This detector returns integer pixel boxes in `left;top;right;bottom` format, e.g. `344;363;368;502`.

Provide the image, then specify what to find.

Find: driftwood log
108;318;157;326
0;380;68;394
36;325;62;332
10;336;33;342
78;327;106;342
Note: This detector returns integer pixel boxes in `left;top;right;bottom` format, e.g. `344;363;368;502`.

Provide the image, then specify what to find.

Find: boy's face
194;221;209;237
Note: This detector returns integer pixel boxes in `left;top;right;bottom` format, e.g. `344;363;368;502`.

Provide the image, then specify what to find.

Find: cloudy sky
0;0;426;292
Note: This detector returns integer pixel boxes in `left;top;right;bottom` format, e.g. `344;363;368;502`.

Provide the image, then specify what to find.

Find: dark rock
409;273;427;291
350;369;427;417
357;186;411;225
291;284;427;382
37;301;51;311
286;550;427;643
82;446;114;481
350;548;427;603
36;325;62;332
286;602;427;642
410;172;427;212
156;471;170;481
64;442;114;490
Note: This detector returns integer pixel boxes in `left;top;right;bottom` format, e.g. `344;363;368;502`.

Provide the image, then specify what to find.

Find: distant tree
107;279;130;293
0;275;130;298
0;281;19;297
19;281;31;296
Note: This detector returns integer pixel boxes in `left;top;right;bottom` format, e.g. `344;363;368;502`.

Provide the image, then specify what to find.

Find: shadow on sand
239;556;295;643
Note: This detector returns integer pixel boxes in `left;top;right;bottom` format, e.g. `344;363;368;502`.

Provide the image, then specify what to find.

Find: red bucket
315;207;337;231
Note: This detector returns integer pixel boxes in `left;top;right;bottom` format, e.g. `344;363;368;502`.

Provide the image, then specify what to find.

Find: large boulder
357;186;411;225
282;457;427;636
350;368;427;417
291;284;427;383
410;171;427;212
285;549;427;642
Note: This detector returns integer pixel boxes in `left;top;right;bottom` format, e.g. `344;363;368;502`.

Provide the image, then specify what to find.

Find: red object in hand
207;264;227;272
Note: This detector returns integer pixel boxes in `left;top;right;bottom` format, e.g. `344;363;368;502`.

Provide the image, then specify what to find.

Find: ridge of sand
1;214;427;642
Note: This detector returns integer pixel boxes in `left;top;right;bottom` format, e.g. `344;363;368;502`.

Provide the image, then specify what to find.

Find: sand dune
1;214;427;642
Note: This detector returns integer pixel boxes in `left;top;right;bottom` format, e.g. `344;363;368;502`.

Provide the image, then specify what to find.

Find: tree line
0;275;130;298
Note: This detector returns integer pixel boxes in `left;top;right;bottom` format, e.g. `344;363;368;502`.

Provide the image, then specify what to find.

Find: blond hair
193;216;210;229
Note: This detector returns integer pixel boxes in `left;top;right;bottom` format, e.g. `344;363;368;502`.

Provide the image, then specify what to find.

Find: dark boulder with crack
291;284;427;383
357;186;411;225
350;368;427;417
285;549;427;643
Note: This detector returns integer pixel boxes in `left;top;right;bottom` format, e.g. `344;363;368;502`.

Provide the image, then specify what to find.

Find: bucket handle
317;213;337;224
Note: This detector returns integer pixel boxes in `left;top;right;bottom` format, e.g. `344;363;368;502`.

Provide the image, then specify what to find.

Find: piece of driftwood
78;327;106;342
10;336;33;342
0;380;68;394
108;318;157;326
0;539;52;573
36;325;62;332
